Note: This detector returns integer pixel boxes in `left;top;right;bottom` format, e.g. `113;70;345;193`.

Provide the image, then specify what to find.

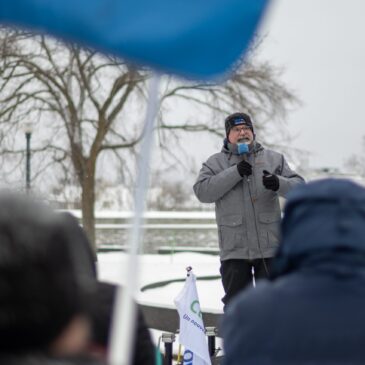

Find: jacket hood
271;178;365;279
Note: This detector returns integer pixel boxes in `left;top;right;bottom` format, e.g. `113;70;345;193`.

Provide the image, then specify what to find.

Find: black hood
271;178;365;279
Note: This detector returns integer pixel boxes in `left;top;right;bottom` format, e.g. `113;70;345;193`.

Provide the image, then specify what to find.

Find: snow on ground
97;251;224;312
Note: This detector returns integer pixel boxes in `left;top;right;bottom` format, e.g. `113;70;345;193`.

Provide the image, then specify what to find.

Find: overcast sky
258;0;365;170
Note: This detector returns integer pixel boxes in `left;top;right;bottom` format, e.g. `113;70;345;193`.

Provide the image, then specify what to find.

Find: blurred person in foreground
222;178;365;365
0;191;156;365
194;112;304;309
58;212;156;365
0;191;103;365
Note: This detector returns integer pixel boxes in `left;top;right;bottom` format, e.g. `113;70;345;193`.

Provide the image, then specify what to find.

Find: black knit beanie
225;112;254;137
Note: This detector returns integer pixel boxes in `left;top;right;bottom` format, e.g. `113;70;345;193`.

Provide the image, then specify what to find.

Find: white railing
60;210;218;252
62;210;215;219
60;210;216;230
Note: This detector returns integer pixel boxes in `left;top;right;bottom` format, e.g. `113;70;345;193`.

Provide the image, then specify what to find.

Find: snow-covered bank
97;251;224;312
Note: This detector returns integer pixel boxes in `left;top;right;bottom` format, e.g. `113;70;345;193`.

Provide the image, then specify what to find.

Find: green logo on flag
190;300;202;318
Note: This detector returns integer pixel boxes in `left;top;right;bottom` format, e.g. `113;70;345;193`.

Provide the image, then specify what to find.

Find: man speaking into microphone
193;112;304;309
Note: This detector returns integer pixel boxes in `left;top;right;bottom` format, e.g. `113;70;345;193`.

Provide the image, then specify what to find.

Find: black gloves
262;170;279;191
237;164;279;191
237;160;252;177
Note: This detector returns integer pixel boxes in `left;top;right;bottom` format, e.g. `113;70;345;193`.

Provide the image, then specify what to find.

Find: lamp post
24;123;32;193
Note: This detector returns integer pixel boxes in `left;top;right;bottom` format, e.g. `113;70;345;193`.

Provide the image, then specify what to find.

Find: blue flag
0;0;269;80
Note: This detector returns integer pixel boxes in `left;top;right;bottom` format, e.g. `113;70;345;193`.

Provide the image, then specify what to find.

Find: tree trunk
81;168;97;260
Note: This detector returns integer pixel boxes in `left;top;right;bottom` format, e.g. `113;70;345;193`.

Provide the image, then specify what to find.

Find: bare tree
158;38;297;136
0;28;297;254
148;173;191;211
0;29;149;255
345;135;365;177
153;41;298;174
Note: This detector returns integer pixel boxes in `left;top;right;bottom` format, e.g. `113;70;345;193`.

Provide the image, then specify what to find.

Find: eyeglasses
231;126;251;133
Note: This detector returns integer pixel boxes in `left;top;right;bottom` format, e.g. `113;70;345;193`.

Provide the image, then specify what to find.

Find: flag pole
108;73;161;365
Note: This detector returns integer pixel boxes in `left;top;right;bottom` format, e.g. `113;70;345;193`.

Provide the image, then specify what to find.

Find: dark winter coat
88;281;156;365
60;213;156;365
193;141;304;260
0;354;105;365
222;178;365;365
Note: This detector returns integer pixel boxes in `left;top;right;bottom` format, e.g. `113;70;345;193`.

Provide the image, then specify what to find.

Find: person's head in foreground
0;191;95;362
57;212;156;365
222;178;365;365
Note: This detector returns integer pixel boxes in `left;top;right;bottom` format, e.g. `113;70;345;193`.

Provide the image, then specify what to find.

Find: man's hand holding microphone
237;161;279;192
237;160;252;177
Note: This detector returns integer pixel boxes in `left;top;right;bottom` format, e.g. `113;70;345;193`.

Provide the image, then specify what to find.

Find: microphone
237;142;250;181
237;142;249;155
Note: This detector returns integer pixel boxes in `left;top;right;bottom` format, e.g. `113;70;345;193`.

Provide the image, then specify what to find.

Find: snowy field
97;251;225;312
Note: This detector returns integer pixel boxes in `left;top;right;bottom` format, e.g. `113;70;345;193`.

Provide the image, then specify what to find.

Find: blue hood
272;178;365;279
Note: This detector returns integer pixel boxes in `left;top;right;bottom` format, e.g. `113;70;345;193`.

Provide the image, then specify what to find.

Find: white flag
174;271;212;365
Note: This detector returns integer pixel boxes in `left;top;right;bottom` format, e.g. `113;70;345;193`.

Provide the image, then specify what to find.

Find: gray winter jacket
193;141;305;261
